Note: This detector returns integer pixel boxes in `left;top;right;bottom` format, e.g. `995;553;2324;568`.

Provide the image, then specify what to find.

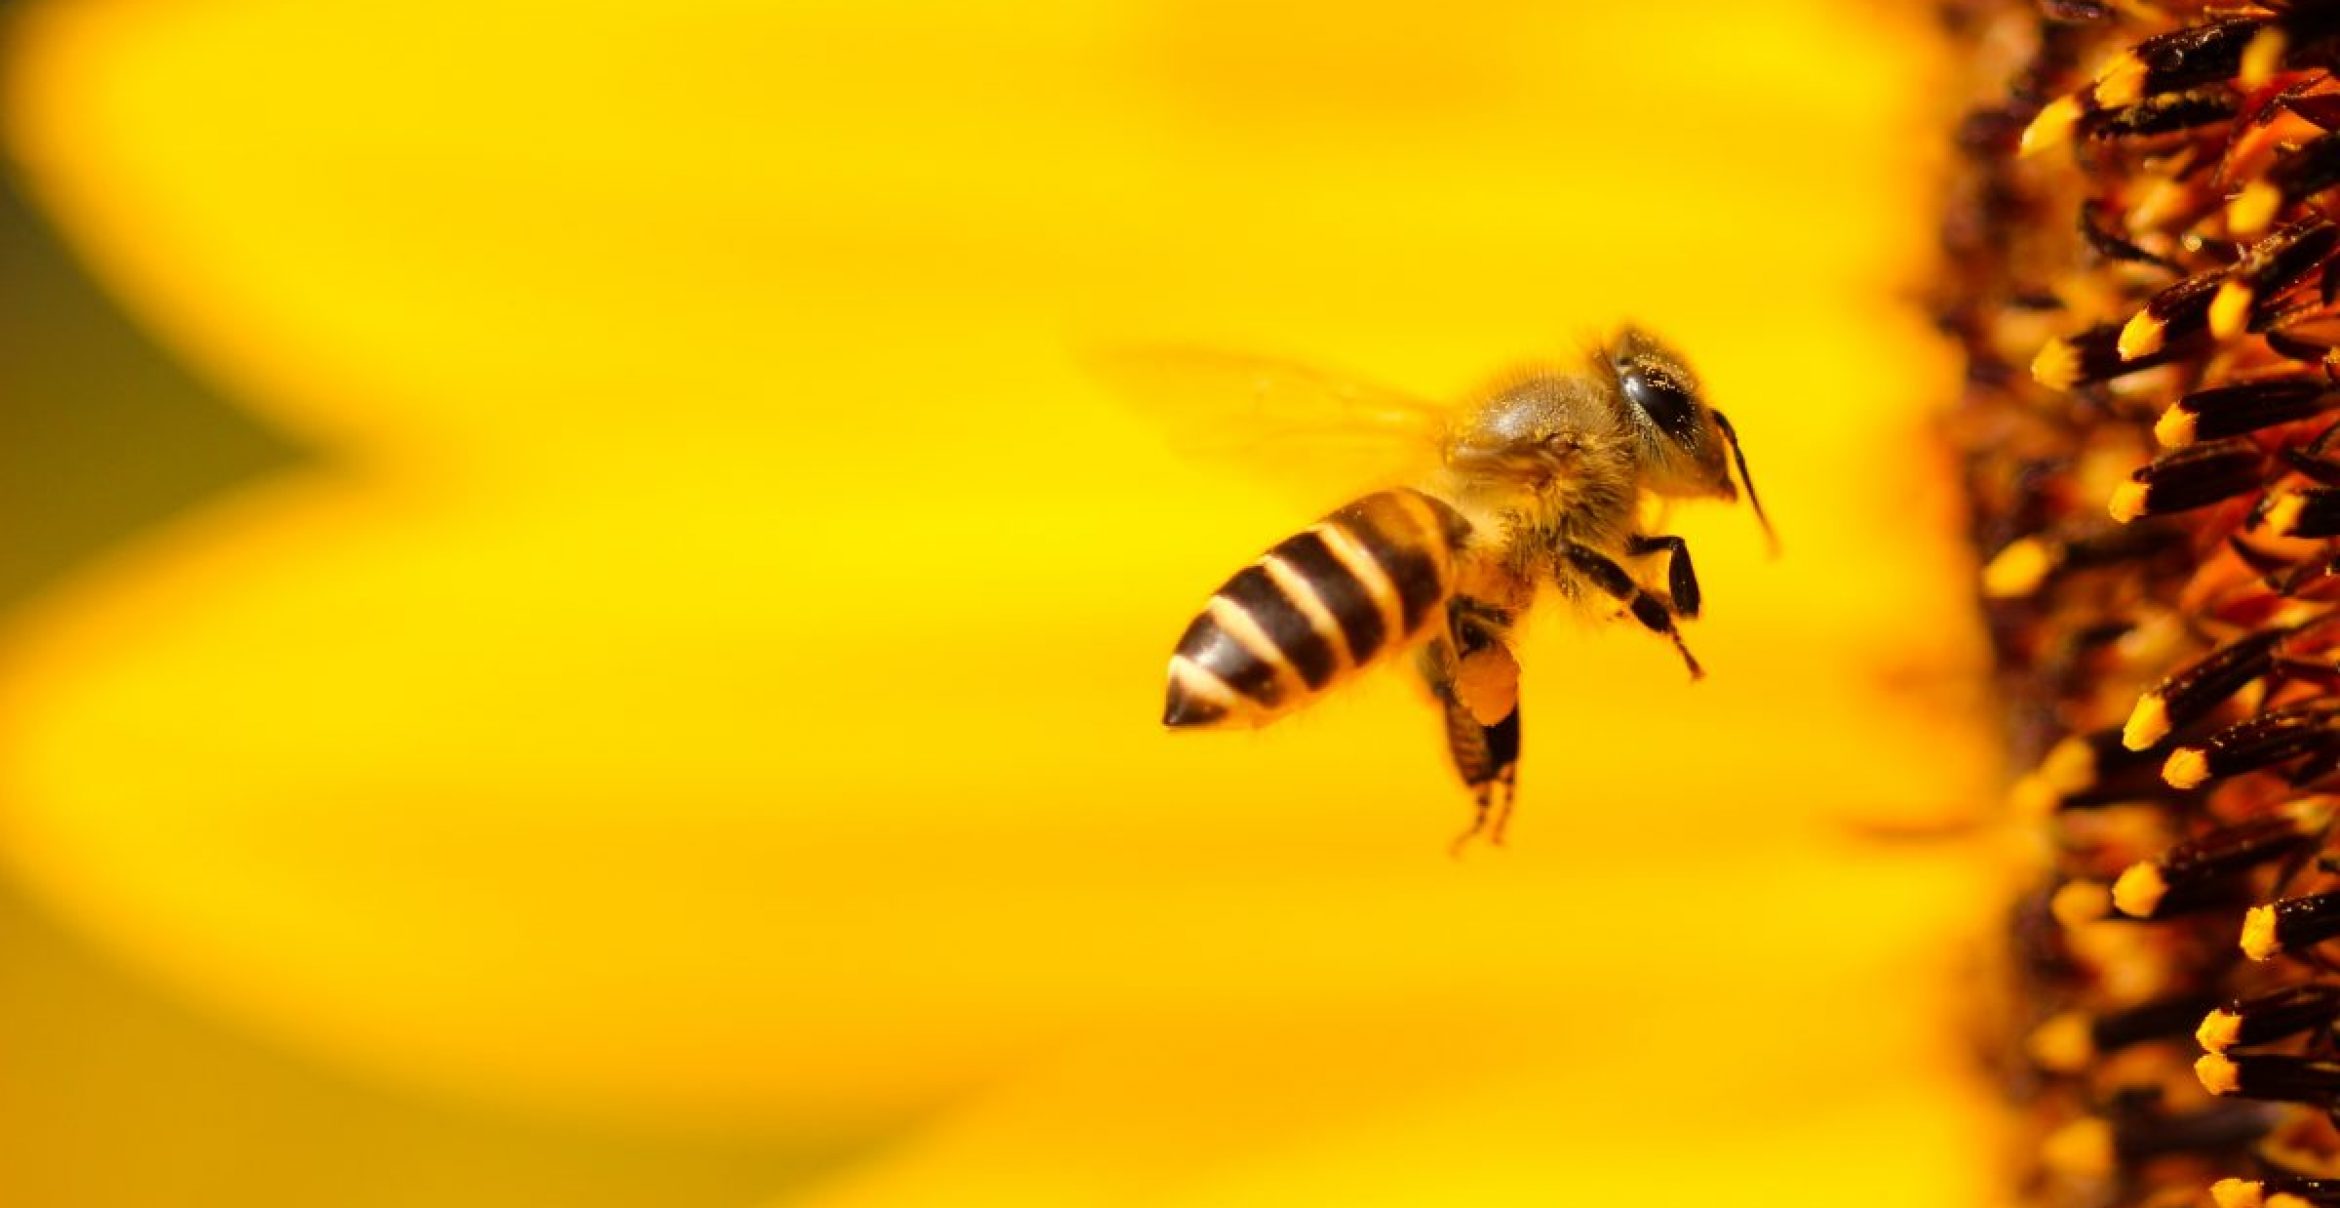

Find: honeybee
1126;329;1772;845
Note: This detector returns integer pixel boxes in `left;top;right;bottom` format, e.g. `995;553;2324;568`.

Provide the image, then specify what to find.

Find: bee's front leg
1561;542;1703;680
1625;533;1699;618
1421;604;1522;850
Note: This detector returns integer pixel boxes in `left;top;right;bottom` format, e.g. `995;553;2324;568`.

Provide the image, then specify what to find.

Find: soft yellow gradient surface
1;1;1998;1204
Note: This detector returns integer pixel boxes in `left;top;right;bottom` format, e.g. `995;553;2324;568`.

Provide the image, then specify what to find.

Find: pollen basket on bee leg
1453;644;1520;729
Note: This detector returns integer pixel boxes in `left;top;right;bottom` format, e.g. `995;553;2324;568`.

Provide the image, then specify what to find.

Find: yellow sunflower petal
3;0;1989;1201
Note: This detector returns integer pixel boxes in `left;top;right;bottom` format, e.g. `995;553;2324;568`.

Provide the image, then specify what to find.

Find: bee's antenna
1711;409;1779;556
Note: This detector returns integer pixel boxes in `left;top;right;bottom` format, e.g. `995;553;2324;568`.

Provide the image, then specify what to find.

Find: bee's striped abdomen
1164;488;1471;728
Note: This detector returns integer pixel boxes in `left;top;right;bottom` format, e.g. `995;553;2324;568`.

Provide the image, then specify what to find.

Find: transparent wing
1087;344;1450;505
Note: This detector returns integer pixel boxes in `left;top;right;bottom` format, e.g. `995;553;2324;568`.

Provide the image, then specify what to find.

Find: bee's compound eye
1621;365;1699;441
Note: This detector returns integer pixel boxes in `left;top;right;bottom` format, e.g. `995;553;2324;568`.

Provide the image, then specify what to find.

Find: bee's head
1607;329;1725;492
1607;327;1774;548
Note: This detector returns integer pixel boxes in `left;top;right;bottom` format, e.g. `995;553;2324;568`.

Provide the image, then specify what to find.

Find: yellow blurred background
0;1;2004;1204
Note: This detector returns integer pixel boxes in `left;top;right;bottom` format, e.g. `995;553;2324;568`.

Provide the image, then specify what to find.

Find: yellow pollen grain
2267;490;2309;538
2109;481;2151;524
2271;600;2327;630
2093;53;2147;108
2243;904;2282;961
2133;173;2196;230
1982;537;2055;599
2022;95;2085;158
2210;280;2256;340
2025;1012;2095;1073
2213;1179;2267;1208
2110;862;2169;918
2116;613;2185;667
2010;773;2061;819
2197;1051;2243;1096
2050;880;2112;929
2040;1117;2115;1178
2116;311;2166;361
2153;404;2198;448
2121;691;2170;751
2231;181;2284;239
2040;735;2098;793
2032;337;2082;391
2197;1008;2244;1054
2242;28;2289;89
2271;1194;2321;1208
2163;745;2210;789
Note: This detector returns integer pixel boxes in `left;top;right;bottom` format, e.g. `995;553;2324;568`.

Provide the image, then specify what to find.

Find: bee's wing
1089;345;1450;506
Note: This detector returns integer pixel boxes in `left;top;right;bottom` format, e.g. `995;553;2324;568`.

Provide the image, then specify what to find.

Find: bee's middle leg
1625;533;1699;618
1562;542;1704;680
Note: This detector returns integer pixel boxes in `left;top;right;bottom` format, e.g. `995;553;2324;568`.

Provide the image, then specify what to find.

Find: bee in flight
1128;328;1772;846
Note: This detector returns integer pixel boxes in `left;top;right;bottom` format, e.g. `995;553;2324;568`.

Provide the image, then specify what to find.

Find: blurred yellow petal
2;0;1998;1202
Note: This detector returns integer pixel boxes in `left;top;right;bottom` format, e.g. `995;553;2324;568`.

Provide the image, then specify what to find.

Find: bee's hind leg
1441;702;1521;853
1562;542;1703;680
1422;603;1523;851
